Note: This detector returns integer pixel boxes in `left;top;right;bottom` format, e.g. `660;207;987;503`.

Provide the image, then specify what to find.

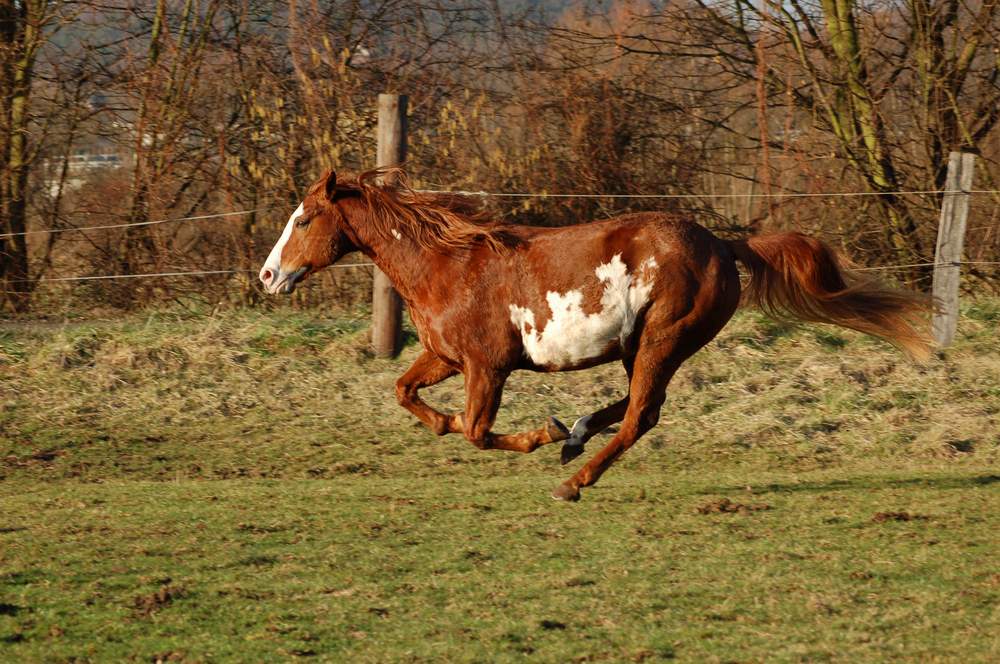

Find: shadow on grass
402;329;421;348
0;603;23;616
694;473;1000;496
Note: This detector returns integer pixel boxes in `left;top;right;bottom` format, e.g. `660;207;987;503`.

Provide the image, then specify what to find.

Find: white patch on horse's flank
260;203;304;280
509;254;658;368
391;228;402;240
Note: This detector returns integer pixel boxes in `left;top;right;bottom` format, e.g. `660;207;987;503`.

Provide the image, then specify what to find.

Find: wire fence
0;208;277;239
417;187;1000;200
2;187;999;240
2;262;377;285
855;261;1000;272
2;186;998;286
2;260;992;287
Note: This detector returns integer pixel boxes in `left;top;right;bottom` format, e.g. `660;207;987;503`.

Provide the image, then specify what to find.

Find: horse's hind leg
560;397;629;464
552;343;687;501
458;365;569;453
553;249;741;501
395;350;461;435
560;359;634;465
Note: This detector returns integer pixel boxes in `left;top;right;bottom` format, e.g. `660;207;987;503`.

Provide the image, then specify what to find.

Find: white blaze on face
509;254;657;368
259;203;304;286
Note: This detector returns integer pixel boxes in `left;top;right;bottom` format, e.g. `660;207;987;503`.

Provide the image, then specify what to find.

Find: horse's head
259;170;356;294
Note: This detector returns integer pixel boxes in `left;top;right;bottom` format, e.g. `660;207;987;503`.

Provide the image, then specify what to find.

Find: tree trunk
0;0;44;312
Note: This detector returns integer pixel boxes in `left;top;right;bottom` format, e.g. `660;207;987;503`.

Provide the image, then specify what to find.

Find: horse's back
511;212;735;296
511;211;723;255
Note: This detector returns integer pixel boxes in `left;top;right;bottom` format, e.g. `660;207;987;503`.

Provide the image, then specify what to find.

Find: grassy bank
1;304;999;661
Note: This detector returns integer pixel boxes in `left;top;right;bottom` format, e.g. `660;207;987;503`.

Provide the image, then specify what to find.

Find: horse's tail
727;233;933;360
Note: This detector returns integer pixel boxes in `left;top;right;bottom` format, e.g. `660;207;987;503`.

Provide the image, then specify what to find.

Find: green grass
2;305;999;662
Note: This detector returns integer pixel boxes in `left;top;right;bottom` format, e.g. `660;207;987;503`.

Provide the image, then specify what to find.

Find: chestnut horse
260;169;930;501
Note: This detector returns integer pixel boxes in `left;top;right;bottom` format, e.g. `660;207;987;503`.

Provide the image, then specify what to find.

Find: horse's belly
511;303;629;368
509;255;656;370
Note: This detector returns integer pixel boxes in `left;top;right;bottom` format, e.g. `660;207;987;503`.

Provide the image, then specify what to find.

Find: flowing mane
330;168;514;253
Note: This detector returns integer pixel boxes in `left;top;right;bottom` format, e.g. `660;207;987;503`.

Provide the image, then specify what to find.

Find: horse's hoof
551;483;581;502
545;416;570;443
560;442;585;466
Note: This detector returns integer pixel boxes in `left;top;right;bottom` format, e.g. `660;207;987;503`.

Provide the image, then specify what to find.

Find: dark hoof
551;483;581;502
560;443;585;466
545;416;570;443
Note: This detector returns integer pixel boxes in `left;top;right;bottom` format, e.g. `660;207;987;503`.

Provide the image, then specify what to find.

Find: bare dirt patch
539;619;567;630
871;511;930;523
696;498;771;514
132;584;185;618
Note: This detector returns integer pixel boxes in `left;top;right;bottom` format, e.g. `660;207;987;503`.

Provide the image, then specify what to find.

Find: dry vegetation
2;302;997;482
3;0;1000;313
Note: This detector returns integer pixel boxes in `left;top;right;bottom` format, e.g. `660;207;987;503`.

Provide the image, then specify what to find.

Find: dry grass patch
1;303;998;483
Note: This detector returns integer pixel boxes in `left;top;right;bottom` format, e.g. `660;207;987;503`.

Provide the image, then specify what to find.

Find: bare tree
3;0;998;314
0;0;65;311
541;0;1000;282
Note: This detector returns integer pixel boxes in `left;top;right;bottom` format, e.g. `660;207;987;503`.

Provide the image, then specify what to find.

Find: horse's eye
295;216;311;229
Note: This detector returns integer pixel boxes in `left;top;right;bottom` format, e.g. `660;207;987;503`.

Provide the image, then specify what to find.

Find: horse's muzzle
260;265;307;294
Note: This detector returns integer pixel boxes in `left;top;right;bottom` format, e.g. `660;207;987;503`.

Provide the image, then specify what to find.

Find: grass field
2;303;999;662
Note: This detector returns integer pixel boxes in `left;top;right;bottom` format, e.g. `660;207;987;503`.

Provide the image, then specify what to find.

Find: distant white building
45;152;125;197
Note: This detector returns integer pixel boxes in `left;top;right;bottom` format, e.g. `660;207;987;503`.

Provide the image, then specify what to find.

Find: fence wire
3;262;377;285
5;260;996;287
417;188;1000;200
1;186;997;285
3;188;999;239
0;208;276;239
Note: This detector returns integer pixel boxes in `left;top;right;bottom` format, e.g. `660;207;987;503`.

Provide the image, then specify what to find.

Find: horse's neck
344;206;436;304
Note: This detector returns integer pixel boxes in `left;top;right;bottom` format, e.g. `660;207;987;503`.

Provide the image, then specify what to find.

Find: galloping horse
260;169;930;501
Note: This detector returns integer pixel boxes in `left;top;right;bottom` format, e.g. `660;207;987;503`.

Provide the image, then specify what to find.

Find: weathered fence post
372;93;407;358
931;149;976;348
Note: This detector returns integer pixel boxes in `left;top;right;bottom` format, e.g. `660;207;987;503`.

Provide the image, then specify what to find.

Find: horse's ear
324;170;338;201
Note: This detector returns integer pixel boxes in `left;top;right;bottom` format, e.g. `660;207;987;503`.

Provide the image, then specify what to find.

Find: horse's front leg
459;365;569;453
395;350;462;435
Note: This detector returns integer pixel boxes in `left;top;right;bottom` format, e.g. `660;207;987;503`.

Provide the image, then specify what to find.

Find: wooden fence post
371;93;407;358
931;149;976;348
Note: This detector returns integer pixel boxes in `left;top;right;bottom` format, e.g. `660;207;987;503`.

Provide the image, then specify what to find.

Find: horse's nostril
261;269;273;284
